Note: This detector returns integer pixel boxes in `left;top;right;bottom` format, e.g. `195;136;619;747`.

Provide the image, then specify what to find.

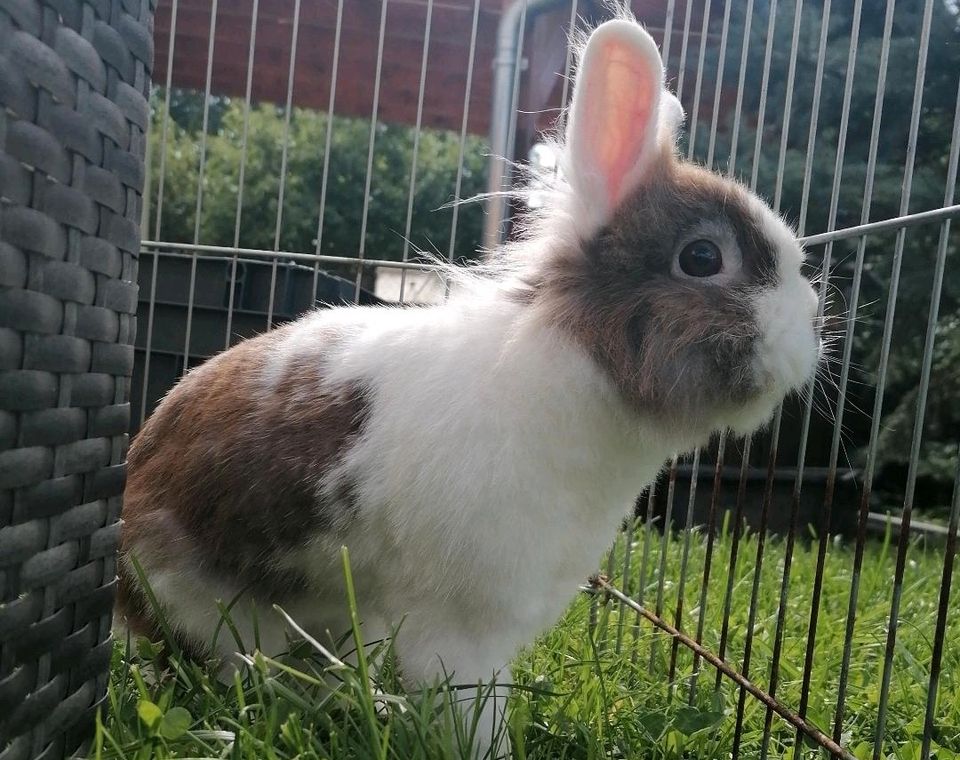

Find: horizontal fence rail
142;201;960;270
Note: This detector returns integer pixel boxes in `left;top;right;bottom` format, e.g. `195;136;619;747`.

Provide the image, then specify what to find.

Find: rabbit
116;13;820;758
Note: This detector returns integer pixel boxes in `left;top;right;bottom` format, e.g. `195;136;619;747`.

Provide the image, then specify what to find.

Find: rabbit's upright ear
563;20;681;231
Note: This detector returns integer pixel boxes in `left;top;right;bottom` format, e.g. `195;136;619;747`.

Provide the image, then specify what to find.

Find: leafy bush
147;92;488;287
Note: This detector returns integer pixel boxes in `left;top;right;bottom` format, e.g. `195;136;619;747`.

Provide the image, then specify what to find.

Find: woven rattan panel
0;0;153;756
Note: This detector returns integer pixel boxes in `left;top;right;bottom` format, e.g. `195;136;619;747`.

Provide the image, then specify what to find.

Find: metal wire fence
139;0;960;758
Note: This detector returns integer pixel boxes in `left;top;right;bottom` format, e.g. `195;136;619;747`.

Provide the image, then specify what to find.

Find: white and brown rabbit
117;15;819;756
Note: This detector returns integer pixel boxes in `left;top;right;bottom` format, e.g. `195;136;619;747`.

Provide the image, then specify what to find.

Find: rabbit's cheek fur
746;197;821;399
752;274;820;395
721;284;817;438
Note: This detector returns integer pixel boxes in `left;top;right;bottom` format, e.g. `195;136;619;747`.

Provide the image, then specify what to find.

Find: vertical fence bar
871;7;946;752
684;0;712;160
140;111;153;246
673;0;695;100
644;0;681;682
618;0;653;648
560;0;576;111
920;81;960;760
752;0;858;729
729;4;790;748
668;448;700;686
138;0;179;424
615;511;635;653
266;0;304;328
651;0;709;689
223;0;263;351
771;0;804;214
796;0;832;237
793;0;896;748
688;434;724;704
747;0;778;192
731;407;782;759
729;8;789;733
725;0;755;178
632;485;656;665
920;448;960;760
588;584;600;639
760;396;812;759
750;0;863;748
557;0;578;112
799;0;935;748
651;457;679;674
598;541;618;651
398;0;435;304
712;0;775;660
353;0;391;303
660;0;677;71
756;0;818;724
312;0;344;296
714;436;751;691
704;0;733;170
689;0;760;702
501;0;529;228
180;0;221;368
613;0;634;638
696;0;748;701
444;0;483;296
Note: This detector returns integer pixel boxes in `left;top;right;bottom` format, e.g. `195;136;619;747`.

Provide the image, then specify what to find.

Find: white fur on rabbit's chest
339;409;657;633
278;299;666;643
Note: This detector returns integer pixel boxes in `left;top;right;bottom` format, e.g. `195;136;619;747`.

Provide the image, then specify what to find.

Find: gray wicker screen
0;0;154;756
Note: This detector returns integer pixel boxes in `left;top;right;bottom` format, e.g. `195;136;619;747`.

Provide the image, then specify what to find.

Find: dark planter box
131;252;381;432
645;463;863;538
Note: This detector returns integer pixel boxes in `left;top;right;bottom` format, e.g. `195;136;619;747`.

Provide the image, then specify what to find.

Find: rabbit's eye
678;239;723;277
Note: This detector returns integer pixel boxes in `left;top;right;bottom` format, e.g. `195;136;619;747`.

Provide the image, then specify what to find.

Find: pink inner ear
583;39;656;205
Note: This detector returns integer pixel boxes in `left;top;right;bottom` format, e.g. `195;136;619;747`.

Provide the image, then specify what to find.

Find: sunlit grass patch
93;527;960;759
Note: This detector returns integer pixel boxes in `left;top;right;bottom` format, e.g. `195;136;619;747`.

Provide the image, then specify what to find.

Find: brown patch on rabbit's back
120;323;370;613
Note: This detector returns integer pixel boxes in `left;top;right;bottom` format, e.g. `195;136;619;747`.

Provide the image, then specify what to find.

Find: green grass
92;525;960;759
